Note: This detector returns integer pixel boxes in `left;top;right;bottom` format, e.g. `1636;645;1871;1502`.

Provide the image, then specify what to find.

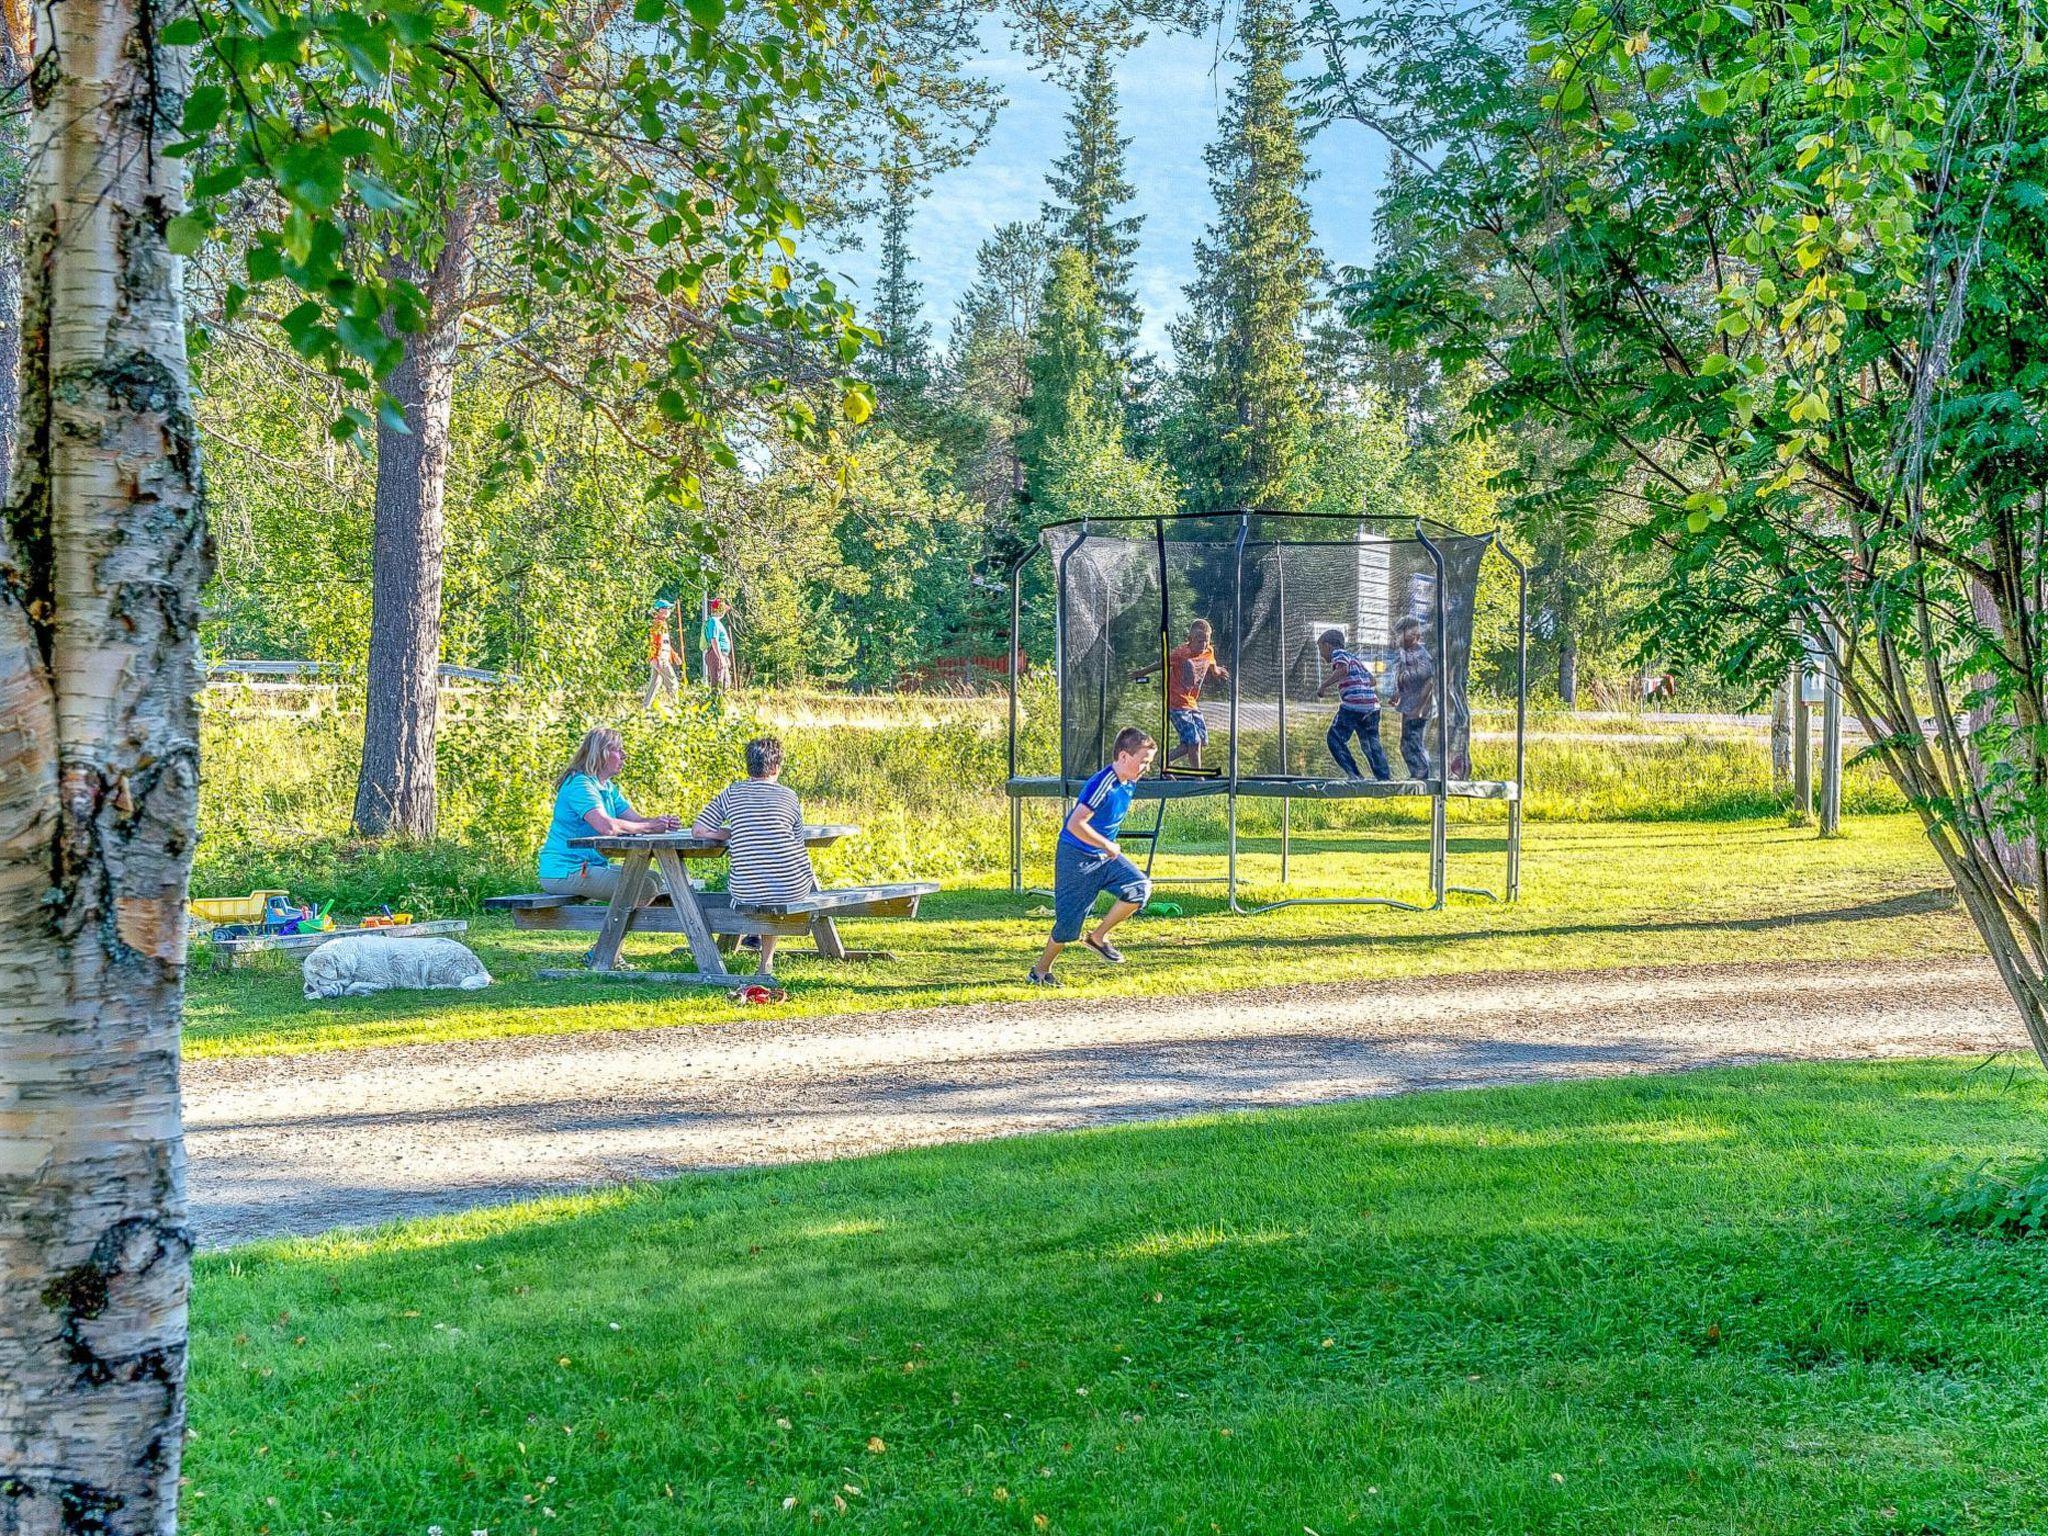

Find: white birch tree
0;0;204;1523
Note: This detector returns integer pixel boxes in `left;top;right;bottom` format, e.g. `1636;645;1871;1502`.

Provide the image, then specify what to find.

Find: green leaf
165;214;208;257
686;0;726;28
159;16;203;43
182;85;228;136
841;384;874;425
1696;82;1729;117
634;0;665;21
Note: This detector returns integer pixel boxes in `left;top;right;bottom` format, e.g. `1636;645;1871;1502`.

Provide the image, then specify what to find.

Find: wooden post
1792;664;1812;820
1820;643;1843;836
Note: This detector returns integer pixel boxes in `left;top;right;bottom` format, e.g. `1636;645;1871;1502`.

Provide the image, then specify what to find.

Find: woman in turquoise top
539;728;682;899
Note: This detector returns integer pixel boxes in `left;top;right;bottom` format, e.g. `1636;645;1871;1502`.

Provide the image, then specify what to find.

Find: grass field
183;1058;2048;1535
183;813;1980;1058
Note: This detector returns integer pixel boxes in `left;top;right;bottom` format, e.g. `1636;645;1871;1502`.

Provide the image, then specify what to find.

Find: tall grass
195;681;1906;911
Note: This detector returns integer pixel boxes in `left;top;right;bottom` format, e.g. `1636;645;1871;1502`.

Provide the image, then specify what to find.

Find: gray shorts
1052;841;1151;942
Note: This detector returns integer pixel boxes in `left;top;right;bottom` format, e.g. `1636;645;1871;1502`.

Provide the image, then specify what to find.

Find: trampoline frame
1005;509;1528;914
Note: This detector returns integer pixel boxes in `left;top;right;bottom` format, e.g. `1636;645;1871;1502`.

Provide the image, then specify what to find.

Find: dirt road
185;957;2021;1247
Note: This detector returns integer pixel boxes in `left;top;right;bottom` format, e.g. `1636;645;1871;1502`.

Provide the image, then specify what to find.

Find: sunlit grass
183;1059;2048;1535
183;814;1977;1058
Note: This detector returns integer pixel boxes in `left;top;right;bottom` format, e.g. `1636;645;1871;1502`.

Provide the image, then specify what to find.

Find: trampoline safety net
1049;515;1489;783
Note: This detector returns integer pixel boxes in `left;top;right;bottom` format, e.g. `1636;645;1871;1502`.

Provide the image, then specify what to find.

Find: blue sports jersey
1059;763;1136;852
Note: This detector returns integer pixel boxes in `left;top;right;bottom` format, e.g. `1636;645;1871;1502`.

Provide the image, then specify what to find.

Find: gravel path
186;957;2022;1247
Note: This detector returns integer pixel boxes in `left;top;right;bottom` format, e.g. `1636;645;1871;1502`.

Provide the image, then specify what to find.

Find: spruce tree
1018;249;1121;498
871;159;932;389
1043;42;1145;369
1168;0;1323;511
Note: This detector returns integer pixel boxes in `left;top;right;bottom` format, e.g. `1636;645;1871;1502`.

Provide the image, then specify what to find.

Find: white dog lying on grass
302;935;493;1000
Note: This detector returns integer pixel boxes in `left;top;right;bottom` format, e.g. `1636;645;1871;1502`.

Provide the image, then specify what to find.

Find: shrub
1919;1157;2048;1240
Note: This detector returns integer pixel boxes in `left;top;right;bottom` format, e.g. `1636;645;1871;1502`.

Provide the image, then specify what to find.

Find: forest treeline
194;0;1655;725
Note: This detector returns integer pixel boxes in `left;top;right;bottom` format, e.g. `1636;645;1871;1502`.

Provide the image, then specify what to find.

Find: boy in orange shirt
642;599;679;709
1138;618;1228;770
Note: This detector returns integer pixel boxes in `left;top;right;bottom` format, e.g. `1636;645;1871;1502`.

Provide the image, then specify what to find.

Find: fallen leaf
866;1437;886;1454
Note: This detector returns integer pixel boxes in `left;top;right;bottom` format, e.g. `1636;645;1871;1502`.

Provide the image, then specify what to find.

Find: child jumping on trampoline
1028;726;1156;986
1393;615;1435;778
1317;628;1392;780
1136;619;1227;771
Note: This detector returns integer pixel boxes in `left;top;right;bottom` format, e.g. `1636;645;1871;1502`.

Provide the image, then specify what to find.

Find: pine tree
1168;0;1323;511
1043;42;1144;369
1017;249;1121;497
871;159;932;389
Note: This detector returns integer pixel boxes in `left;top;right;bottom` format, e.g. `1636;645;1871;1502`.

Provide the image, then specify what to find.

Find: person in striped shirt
1316;627;1393;781
691;736;817;973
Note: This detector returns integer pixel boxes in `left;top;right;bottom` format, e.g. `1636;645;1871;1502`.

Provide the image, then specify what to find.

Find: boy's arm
689;790;730;843
1063;801;1118;856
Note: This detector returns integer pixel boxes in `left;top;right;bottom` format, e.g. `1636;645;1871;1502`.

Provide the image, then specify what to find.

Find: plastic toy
358;906;414;930
189;889;289;926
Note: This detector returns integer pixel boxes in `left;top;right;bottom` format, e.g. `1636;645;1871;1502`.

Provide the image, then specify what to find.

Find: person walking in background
642;599;679;709
701;596;735;691
1393;615;1436;778
1316;627;1392;781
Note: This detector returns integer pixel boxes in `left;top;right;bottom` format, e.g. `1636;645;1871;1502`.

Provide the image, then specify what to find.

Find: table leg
654;849;729;979
809;915;848;960
587;851;651;972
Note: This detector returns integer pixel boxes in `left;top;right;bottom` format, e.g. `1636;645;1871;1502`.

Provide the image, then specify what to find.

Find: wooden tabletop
568;824;860;858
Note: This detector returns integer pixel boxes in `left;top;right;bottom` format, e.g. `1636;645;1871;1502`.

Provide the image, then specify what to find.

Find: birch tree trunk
0;0;203;1525
352;204;475;841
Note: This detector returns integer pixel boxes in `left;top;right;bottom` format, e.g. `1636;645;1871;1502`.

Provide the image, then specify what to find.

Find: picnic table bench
486;826;936;986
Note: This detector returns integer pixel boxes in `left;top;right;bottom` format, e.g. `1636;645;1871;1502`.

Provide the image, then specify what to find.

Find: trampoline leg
1429;792;1448;910
1507;798;1521;903
1228;792;1244;914
1280;795;1291;886
1009;795;1023;896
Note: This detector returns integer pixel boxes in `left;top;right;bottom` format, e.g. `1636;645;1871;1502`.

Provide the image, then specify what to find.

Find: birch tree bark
0;0;203;1523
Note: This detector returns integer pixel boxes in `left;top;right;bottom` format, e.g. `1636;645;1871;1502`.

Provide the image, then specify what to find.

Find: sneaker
1026;969;1062;987
1084;935;1125;964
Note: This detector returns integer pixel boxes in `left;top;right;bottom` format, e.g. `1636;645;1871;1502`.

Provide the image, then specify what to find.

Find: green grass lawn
184;1059;2048;1534
184;814;1979;1058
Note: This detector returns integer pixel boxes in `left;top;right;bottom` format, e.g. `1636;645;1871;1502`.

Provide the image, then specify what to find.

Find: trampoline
1004;510;1527;913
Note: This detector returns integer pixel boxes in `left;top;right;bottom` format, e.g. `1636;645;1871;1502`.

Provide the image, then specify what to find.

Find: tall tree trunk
1556;629;1577;707
1770;672;1793;786
0;0;204;1524
352;204;475;840
0;43;29;508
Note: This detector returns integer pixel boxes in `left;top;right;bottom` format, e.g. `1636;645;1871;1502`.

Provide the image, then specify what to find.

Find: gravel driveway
185;957;2023;1247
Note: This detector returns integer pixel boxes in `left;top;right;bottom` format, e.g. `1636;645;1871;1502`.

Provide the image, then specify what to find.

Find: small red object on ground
727;983;788;1005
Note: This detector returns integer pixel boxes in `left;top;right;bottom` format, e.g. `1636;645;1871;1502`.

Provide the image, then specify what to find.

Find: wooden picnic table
544;825;862;986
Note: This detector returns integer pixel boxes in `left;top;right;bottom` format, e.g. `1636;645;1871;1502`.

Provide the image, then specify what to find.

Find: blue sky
826;20;1391;361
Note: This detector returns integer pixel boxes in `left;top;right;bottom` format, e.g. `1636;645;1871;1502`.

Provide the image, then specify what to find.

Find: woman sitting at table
539;727;682;900
691;735;817;973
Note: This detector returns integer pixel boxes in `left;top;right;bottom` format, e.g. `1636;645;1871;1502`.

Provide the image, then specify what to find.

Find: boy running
1316;627;1392;780
1392;615;1436;778
1137;619;1228;770
1028;727;1157;985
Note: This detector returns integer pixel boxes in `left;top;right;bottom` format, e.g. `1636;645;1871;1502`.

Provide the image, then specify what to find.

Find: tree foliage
1043;40;1146;367
1169;0;1324;511
1309;0;2048;1064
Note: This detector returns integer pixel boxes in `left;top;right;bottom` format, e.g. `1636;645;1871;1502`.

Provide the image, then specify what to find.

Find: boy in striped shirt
1028;727;1157;986
691;736;816;973
1316;627;1392;780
